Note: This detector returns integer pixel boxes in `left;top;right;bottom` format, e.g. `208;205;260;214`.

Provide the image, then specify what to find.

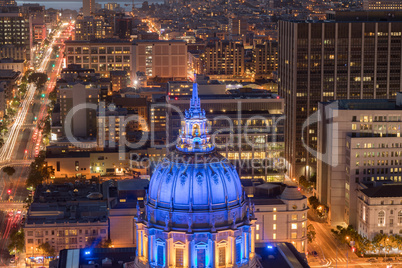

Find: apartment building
279;12;402;179
132;40;187;81
75;15;113;41
65;39;133;81
253;41;278;79
59;82;99;138
24;183;108;264
317;95;402;226
203;40;245;79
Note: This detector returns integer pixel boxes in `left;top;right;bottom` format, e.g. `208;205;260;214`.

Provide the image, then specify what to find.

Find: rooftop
324;99;399;111
58;247;136;268
360;184;402;198
27;183;108;225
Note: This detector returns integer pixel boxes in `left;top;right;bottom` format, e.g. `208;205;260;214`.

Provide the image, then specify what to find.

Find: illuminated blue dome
135;78;258;268
148;151;243;212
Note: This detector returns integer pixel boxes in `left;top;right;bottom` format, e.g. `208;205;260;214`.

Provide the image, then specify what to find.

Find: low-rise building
250;184;308;254
357;183;402;244
24;183;109;265
0;58;25;73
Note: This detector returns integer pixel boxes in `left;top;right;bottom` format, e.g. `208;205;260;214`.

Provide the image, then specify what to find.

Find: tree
28;73;48;88
307;224;316;243
3;166;15;177
8;229;24;255
26;151;54;188
38;242;56;259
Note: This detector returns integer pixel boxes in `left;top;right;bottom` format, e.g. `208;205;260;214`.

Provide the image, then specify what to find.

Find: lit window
273;207;277;212
273;224;277;230
291;214;297;220
256;234;260;240
291;232;297;239
273;214;277;221
256;224;260;231
273;233;276;239
291;223;297;230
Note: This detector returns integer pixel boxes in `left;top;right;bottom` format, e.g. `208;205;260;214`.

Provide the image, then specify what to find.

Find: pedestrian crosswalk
326;257;349;263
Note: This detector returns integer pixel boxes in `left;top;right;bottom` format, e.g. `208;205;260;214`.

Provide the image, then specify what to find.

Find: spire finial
189;74;201;116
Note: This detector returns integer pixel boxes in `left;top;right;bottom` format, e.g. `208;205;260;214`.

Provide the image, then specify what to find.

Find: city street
307;211;402;268
0;24;71;266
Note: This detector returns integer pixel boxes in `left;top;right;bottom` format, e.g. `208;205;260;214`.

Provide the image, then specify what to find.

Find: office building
74;15;113;41
65;39;133;80
132;40;187;81
83;0;95;16
59;82;99;138
203;40;245;79
0;12;31;62
317;96;402;226
167;86;285;181
0;45;26;61
279;14;402;180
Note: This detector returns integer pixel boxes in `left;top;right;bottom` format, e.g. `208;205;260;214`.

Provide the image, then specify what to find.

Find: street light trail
0;41;54;161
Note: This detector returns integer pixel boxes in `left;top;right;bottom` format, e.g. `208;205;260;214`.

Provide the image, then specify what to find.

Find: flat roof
361;184;402;198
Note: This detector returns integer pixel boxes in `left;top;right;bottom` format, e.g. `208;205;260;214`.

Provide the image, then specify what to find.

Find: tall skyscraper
83;0;95;16
279;12;402;180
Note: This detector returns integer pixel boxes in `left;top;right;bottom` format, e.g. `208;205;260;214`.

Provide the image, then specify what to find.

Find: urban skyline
0;0;401;267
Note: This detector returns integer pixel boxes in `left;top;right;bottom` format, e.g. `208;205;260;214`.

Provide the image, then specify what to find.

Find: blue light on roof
267;245;273;249
84;251;91;255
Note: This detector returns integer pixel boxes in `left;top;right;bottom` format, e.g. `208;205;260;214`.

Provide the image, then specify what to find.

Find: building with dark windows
83;0;95;16
279;12;402;180
134;80;259;267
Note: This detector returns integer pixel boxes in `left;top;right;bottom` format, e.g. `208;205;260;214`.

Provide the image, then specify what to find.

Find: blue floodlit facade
134;80;258;267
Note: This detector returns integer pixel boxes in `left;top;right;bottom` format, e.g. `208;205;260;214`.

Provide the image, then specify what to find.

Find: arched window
192;124;201;137
398;211;402;225
378;211;385;226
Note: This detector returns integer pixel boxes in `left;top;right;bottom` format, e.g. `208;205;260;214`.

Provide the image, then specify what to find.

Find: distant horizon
16;0;164;10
